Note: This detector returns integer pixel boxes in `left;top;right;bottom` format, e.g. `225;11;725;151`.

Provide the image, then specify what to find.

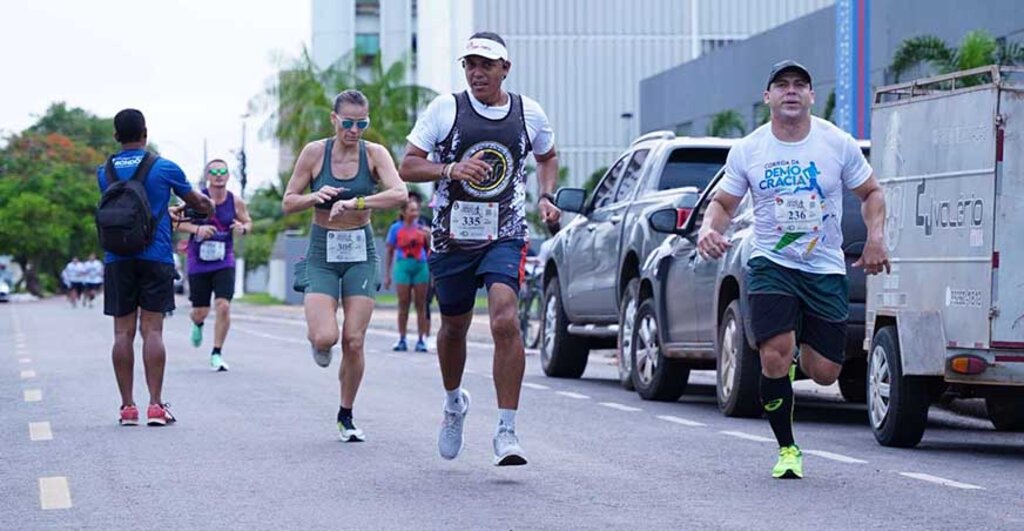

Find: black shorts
104;259;176;317
189;267;236;307
71;282;86;294
428;240;525;316
746;257;849;365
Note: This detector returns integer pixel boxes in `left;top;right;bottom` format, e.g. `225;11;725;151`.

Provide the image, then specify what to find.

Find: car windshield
657;147;729;191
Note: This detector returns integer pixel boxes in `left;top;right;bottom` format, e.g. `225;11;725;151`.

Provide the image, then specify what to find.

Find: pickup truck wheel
868;326;929;447
986;394;1024;432
631;298;688;401
616;279;639;390
716;300;762;417
540;278;589;378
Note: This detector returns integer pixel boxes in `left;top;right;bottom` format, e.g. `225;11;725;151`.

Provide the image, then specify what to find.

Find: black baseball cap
766;60;812;89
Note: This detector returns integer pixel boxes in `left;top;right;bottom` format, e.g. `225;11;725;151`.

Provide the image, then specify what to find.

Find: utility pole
238;114;249;197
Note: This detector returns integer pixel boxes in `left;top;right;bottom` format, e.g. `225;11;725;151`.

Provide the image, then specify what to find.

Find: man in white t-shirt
83;253;104;308
399;32;561;467
697;60;890;479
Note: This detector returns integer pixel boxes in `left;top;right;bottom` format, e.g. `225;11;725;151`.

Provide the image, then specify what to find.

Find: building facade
640;0;1024;140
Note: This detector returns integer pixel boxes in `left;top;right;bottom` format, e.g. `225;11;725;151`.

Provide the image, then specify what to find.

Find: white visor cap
457;38;509;62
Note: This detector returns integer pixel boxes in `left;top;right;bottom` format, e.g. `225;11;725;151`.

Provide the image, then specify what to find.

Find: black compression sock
212;347;222;355
760;374;795;447
337;407;353;422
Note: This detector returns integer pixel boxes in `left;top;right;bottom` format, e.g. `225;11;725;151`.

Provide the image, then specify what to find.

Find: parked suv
541;132;736;384
633;142;871;415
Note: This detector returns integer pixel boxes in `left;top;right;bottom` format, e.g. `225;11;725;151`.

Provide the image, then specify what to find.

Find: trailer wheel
986;394;1024;432
868;326;930;447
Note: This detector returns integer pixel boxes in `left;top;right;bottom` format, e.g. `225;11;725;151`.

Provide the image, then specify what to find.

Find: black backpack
95;152;161;255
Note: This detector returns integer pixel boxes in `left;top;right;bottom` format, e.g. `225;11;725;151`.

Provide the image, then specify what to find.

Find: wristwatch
539;192;556;205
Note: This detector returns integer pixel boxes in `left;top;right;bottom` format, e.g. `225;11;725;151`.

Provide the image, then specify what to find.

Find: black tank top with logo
431;91;532;253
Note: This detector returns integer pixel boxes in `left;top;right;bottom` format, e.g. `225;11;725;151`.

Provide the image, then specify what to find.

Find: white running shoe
493;426;527;466
438;389;471;460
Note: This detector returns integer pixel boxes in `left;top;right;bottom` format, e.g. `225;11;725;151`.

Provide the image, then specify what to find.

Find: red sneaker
146;403;177;426
119;405;139;426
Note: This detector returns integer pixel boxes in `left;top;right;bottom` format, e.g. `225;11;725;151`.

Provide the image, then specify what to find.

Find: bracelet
442;162;454;179
356;196;366;210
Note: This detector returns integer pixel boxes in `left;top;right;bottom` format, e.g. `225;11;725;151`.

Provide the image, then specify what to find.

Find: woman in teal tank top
281;89;409;441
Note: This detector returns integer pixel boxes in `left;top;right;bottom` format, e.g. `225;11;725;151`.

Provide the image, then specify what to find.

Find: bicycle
518;256;544;349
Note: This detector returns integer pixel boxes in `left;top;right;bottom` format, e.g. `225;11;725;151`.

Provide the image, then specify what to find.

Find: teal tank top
313;139;376;210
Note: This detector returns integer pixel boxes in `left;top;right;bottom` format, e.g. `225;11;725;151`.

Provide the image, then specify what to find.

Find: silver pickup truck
540;132;735;384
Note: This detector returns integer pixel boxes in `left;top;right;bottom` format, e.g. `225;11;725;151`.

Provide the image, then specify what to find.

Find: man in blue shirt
97;109;213;427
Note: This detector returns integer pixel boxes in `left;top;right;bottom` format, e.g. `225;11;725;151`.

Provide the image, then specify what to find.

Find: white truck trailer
867;66;1024;447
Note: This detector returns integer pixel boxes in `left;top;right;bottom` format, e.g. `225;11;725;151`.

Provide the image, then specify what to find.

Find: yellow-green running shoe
773;445;803;479
191;323;203;348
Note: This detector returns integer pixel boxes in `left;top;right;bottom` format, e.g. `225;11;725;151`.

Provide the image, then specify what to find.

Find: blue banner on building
835;0;871;139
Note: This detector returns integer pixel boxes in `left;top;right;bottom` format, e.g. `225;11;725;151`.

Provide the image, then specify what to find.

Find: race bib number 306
326;229;368;263
773;191;822;233
450;201;498;240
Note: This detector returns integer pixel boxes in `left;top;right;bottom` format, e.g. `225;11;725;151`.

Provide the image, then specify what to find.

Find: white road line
479;373;493;379
899;472;985;490
29;422;53;441
556;391;590;400
599;402;642;412
233;326;307;345
20;369;36;379
464;369;477;374
804;449;867;464
234;314;494;350
657;415;706;427
38;477;72;510
719;430;774;443
24;389;42;402
522;382;549;390
19;358;31;364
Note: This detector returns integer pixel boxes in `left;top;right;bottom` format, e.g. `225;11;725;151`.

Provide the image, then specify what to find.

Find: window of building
355;0;380;15
355;33;380;67
700;38;736;55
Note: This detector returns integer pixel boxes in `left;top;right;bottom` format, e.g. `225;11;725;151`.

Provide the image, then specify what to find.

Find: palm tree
705;110;746;138
890;30;1024;83
251;46;436;157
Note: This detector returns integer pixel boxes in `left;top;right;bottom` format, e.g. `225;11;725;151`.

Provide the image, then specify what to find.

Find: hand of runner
697;228;732;260
853;238;891;275
230;221;247;235
383;277;392;291
169;205;187;222
539;197;561;225
329;199;356;221
195;225;217;241
312;186;345;205
450;152;491;185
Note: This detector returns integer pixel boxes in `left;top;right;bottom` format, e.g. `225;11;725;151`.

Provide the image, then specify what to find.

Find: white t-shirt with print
406;91;555;158
718;117;872;275
85;259;104;284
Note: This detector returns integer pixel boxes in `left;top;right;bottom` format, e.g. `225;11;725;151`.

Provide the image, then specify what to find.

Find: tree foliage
705;110;746;138
890;30;1024;83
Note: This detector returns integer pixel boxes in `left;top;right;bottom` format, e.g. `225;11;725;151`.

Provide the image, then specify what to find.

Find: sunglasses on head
208;168;228;176
340;118;370;130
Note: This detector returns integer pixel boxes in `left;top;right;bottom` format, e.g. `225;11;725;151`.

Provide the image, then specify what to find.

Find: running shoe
146;403;177;426
438;389;470;460
119;404;139;426
414;339;428;353
393;338;408;352
191;323;203;348
312;346;334;368
338;416;366;442
210;353;229;372
772;445;803;479
492;426;528;467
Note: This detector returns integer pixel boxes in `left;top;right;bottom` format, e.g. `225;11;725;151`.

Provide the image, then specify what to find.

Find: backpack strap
129;152;159;183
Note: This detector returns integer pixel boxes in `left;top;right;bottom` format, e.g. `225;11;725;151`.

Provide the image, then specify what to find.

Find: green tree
705;110;746;138
25;102;119;154
890;30;1024;83
0;132;103;294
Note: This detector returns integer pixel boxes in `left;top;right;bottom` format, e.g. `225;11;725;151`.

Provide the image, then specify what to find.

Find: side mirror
555;187;586;214
648;207;692;234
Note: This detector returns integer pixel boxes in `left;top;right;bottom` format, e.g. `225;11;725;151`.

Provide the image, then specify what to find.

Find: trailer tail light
676;208;693;229
949;355;987;375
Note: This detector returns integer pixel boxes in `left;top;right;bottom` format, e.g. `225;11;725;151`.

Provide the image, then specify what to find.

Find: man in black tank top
400;32;561;467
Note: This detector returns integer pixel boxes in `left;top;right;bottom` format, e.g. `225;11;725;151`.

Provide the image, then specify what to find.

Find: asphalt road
2;297;1022;530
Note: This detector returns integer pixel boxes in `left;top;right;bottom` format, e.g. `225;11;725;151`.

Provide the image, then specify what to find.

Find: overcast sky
0;1;311;194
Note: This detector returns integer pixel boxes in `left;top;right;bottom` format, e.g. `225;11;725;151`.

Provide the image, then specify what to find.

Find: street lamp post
238;113;249;197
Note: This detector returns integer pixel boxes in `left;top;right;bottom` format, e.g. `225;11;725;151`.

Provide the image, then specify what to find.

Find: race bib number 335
774;191;822;233
450;201;498;240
